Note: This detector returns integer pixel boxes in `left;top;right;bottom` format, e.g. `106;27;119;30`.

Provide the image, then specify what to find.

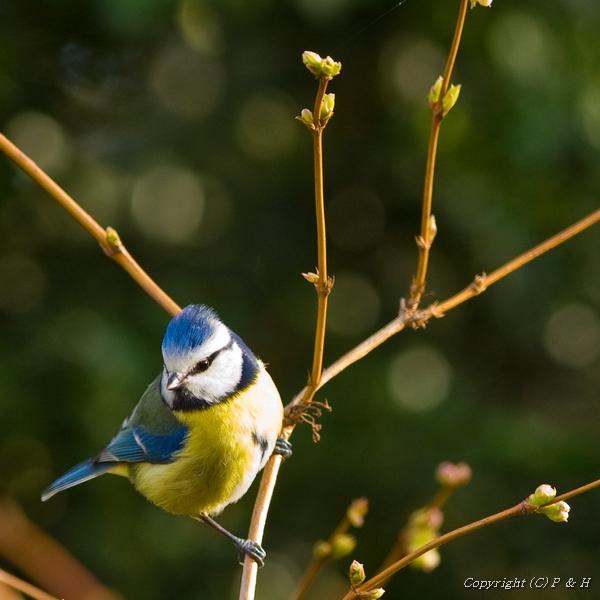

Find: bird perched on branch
42;304;290;566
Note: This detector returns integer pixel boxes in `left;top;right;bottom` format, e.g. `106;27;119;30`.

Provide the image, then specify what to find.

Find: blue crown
162;304;222;356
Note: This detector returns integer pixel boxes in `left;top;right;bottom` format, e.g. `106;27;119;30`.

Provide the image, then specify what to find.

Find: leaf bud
528;484;557;507
349;560;366;586
537;501;571;523
330;533;356;559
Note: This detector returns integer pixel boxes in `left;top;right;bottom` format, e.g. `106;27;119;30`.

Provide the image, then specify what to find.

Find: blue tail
41;459;115;501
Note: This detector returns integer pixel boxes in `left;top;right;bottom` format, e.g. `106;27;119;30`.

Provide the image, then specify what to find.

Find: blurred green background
1;0;600;598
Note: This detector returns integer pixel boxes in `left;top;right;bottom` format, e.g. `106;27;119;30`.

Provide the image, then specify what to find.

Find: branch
408;0;469;309
285;205;600;409
304;74;333;403
0;132;181;317
0;570;59;600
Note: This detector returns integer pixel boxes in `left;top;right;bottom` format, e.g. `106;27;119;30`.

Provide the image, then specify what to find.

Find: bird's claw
273;437;292;460
236;538;266;568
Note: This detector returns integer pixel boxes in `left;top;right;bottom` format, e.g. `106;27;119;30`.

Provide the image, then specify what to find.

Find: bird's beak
166;371;184;391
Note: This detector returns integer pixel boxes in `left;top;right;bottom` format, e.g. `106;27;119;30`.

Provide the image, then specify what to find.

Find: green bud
303;51;324;76
470;0;492;7
302;271;319;284
441;84;461;116
331;533;356;559
537;501;571;523
428;215;438;243
528;484;557;507
321;55;342;77
313;540;331;559
320;93;335;121
347;497;369;528
106;226;121;246
405;508;443;572
349;560;366;586
302;51;342;79
428;76;443;107
300;108;314;124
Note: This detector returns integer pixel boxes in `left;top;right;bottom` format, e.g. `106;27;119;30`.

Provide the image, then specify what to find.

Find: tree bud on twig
428;215;438;243
405;508;443;572
313;540;331;559
300;108;314;124
441;84;461;116
320;93;336;121
537;501;571;523
349;560;366;586
302;51;342;79
528;484;557;507
347;497;369;528
302;271;319;284
471;0;492;7
428;76;443;108
331;534;356;559
435;461;471;488
359;587;385;599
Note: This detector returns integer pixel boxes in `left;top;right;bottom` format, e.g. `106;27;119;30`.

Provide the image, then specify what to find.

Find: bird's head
160;304;258;411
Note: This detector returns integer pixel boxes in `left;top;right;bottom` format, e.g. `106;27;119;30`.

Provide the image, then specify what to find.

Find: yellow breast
127;366;283;517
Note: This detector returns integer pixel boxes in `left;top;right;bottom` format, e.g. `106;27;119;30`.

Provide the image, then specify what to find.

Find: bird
42;304;290;566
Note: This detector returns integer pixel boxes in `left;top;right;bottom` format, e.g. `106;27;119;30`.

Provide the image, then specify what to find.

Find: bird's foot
196;513;266;568
273;437;292;460
235;537;266;568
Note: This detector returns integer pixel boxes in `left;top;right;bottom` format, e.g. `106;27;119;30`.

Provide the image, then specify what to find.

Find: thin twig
409;0;469;309
240;63;336;600
430;207;600;316
0;132;181;317
304;76;333;404
0;570;59;600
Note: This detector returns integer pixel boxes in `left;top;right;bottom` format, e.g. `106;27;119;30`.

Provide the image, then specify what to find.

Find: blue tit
42;304;291;566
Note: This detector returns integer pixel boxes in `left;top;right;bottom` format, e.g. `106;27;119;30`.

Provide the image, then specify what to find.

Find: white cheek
186;343;243;402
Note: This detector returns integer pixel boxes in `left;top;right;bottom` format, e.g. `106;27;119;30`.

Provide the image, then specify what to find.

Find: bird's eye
193;359;210;374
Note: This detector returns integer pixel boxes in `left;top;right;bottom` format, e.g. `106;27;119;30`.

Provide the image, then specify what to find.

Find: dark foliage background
1;0;600;598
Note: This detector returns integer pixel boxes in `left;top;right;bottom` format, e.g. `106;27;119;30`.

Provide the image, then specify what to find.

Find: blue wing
42;376;189;501
96;423;188;463
41;425;188;501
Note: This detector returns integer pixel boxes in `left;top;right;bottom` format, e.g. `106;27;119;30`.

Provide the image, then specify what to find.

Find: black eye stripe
190;339;234;375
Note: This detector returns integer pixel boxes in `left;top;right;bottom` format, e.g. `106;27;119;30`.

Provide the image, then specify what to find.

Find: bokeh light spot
327;271;380;336
132;163;205;243
5;111;71;176
487;12;552;79
0;253;46;314
381;37;446;103
177;0;223;54
388;345;452;412
150;42;225;119
235;89;298;161
578;82;600;150
543;303;600;369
